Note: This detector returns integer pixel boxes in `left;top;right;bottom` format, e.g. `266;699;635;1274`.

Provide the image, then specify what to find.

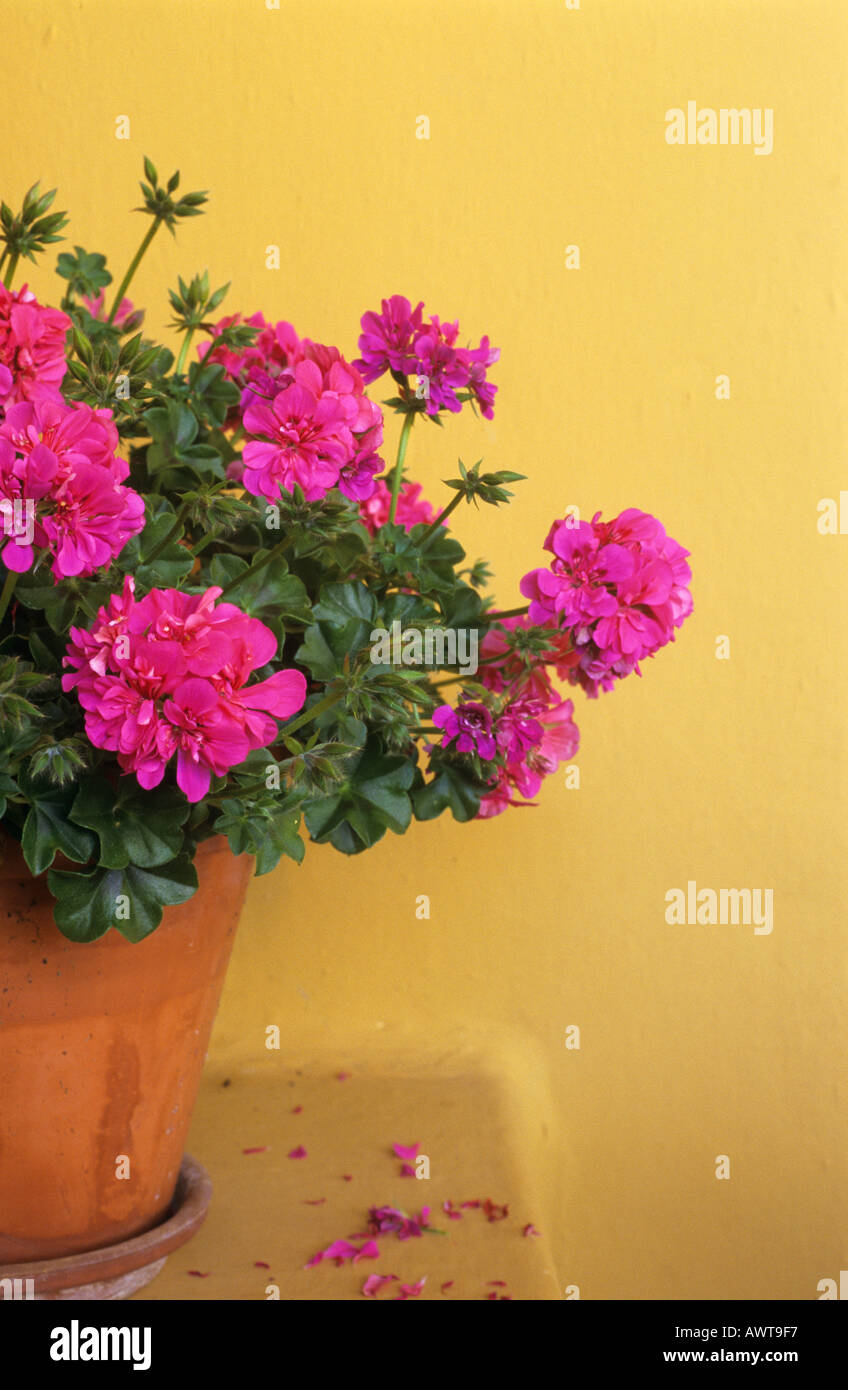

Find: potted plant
0;161;693;1298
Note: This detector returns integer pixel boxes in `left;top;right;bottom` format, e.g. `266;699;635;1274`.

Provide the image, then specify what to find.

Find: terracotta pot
0;834;251;1264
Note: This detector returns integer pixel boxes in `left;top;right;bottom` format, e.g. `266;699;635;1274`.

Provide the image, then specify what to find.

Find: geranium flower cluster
432;695;580;818
520;508;693;696
0;282;70;416
62;579;307;802
200;313;385;504
0;396;145;579
354;294;499;419
358;477;436;535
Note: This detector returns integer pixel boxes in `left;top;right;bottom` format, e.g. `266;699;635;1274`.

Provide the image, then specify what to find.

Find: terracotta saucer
0;1155;212;1300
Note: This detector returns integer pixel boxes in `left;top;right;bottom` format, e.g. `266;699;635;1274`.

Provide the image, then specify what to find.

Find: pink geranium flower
63;581;307;801
519;508;692;696
0;284;69;414
240;353;385;504
432;702;497;760
355;295;424;382
477;698;580;817
355;295;499;418
82;292;140;330
0;397;144;579
358;478;437;535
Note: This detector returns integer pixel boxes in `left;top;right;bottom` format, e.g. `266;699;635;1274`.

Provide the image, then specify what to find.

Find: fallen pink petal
366;1204;432;1239
392;1141;420;1161
442;1200;463;1221
187;1270;210;1278
394;1276;427;1300
253;1261;270;1269
303;1197;326;1205
523;1223;541;1238
440;1281;454;1293
306;1237;379;1268
242;1146;267;1154
482;1199;509;1222
287;1145;308;1159
291;1105;303;1114
362;1273;399;1298
487;1280;508;1286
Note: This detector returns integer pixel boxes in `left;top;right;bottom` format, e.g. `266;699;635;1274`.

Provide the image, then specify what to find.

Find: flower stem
418;489;464;548
489;604;529;621
175;327;196;377
107;219;160;325
144;502;192;563
387;412;415;526
0;569;18;625
278;686;346;738
216;535;290;598
191;524;222;558
4;250;19;291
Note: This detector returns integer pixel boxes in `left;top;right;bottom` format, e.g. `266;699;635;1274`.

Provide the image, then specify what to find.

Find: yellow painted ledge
134;1043;565;1301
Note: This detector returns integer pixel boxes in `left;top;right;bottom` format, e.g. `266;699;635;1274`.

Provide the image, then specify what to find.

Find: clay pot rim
0;1155;212;1293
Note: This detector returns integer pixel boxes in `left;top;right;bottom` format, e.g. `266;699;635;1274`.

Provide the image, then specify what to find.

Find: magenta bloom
62;580;307;802
0;284;69;414
82;292;140;330
0;397;144;579
494;698;545;761
478;698;580;818
519;508;692;696
355;294;424;382
358;478;437;535
242;368;349;502
241;353;384;504
432;701;497;760
355;295;499;418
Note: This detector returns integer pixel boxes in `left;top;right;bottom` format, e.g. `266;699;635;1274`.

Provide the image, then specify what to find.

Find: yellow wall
6;0;846;1298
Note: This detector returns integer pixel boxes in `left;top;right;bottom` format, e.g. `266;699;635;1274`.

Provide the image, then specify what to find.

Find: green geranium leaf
413;764;482;823
213;793;305;875
21;785;97;876
48;855;198;943
294;582;376;678
70;776;191;869
208;554;312;623
303;741;414;853
118;509;194;589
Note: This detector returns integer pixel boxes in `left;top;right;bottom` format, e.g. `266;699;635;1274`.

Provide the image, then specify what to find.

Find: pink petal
441;1281;454;1293
342;1174;353;1182
254;1261;270;1269
288;1145;308;1159
394;1276;427;1300
242;1146;267;1154
291;1105;303;1114
392;1141;420;1161
187;1270;210;1278
523;1223;541;1238
303;1198;326;1206
362;1274;399;1298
